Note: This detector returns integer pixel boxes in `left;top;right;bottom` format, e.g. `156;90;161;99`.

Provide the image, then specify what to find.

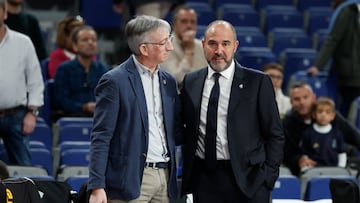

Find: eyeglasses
142;35;174;47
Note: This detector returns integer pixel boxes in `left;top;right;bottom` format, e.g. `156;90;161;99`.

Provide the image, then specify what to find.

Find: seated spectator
5;0;47;61
283;82;360;176
48;16;85;79
300;97;347;172
262;62;291;118
54;25;109;117
161;5;207;89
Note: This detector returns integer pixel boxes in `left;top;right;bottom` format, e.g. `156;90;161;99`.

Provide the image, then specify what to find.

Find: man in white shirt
0;0;44;165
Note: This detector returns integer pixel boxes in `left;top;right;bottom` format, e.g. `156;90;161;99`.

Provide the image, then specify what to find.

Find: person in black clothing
301;97;346;169
5;0;47;61
283;82;360;176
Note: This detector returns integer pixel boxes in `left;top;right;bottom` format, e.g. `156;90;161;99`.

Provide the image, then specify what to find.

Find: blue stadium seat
256;0;294;10
213;0;253;8
40;79;54;126
219;4;260;27
40;57;49;82
269;28;313;55
29;141;47;149
347;96;360;129
280;48;317;89
313;29;328;50
58;125;92;144
289;71;338;102
263;6;304;32
60;149;90;167
196;25;207;39
80;0;122;29
305;7;332;35
66;175;89;192
272;175;301;199
236;47;277;70
298;0;333;11
305;176;359;201
186;2;216;26
56;117;93;127
30;148;53;175
237;27;267;47
29;123;52;150
59;141;90;153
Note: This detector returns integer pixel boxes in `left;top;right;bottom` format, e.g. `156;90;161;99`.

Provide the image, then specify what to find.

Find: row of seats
0;117;92;176
190;3;332;34
6;165;88;192
274;166;359;201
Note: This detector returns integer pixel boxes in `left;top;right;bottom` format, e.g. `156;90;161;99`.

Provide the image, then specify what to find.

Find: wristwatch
29;108;40;117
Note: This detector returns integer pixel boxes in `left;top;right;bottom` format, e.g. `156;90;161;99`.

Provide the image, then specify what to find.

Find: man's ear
139;44;149;57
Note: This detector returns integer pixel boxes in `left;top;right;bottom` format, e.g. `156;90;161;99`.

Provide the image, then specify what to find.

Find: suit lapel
191;69;208;120
126;59;149;134
228;63;246;115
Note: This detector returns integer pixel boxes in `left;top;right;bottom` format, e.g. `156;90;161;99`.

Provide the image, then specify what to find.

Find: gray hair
125;15;171;55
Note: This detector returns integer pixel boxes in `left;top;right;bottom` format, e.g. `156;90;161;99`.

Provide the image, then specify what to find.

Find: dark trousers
192;159;270;203
0;109;31;165
338;86;360;117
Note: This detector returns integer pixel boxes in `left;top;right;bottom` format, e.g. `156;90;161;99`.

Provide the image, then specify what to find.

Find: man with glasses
88;15;182;203
262;62;291;118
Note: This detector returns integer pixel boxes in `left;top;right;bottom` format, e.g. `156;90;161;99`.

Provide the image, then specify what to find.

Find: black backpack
32;179;74;203
330;178;360;203
1;177;77;203
2;177;42;203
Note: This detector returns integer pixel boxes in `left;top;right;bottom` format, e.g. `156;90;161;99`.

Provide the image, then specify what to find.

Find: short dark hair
71;25;96;44
315;96;336;112
262;62;284;74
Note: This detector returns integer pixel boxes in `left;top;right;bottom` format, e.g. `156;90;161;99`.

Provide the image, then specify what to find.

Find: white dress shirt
196;60;235;160
133;56;169;163
0;26;44;109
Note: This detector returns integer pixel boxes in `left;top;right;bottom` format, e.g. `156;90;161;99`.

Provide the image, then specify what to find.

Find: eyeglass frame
140;35;174;47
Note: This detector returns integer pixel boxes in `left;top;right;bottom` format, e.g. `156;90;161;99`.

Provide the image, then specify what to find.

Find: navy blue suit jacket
180;61;285;198
88;57;182;200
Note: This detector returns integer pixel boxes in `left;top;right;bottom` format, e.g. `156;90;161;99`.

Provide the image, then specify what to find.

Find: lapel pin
239;84;243;89
163;79;167;85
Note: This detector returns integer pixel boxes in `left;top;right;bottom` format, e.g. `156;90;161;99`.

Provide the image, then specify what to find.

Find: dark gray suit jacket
180;61;285;198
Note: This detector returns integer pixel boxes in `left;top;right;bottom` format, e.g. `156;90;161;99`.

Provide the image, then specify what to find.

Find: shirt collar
132;55;159;76
207;60;235;80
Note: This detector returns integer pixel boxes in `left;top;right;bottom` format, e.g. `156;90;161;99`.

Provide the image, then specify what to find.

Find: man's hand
181;30;196;51
22;112;37;135
82;102;96;114
307;66;319;76
89;188;107;203
299;155;317;168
